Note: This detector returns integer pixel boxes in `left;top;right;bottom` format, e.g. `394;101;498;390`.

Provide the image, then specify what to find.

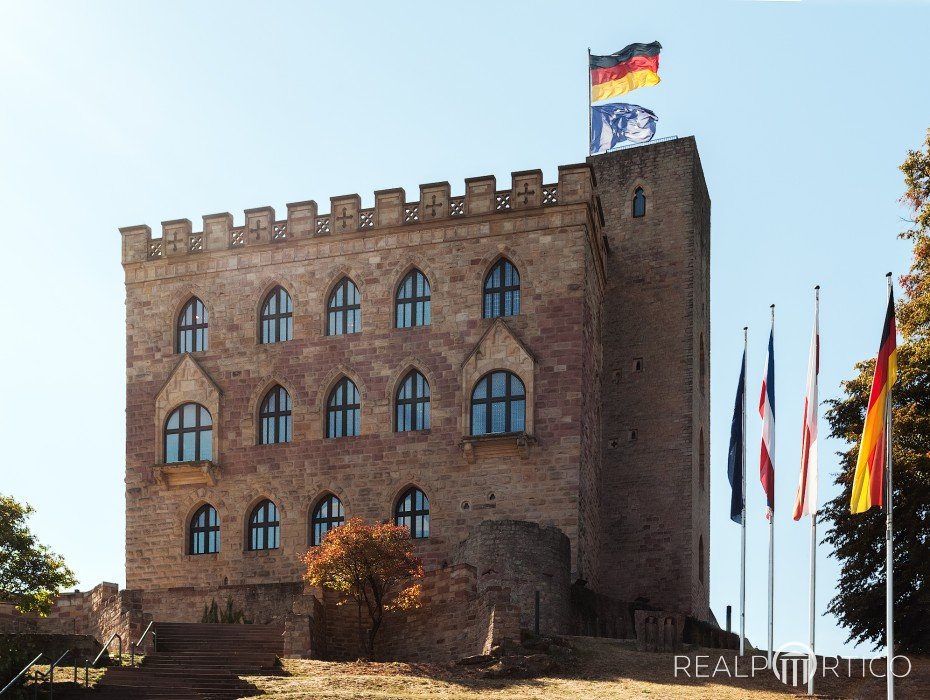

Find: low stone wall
1;584;148;657
319;563;520;662
140;581;303;626
0;633;100;665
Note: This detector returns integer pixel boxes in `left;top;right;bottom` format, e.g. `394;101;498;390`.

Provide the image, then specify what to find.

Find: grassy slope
245;638;930;700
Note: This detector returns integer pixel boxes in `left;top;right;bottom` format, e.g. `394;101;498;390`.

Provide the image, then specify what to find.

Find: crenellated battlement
119;164;597;265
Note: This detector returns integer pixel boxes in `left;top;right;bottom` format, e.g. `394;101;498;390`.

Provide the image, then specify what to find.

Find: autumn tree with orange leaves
303;518;423;659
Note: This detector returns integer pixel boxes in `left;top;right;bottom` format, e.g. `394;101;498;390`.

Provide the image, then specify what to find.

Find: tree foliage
303;518;423;659
0;494;76;616
822;128;930;653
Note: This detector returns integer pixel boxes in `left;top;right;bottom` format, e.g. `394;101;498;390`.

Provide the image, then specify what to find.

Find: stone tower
591;137;711;619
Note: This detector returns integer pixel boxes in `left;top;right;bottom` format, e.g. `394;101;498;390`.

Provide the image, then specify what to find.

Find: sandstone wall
591;139;711;619
122;169;605;596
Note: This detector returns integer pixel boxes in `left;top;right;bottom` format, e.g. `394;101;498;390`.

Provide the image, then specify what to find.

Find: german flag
850;286;897;514
590;42;661;103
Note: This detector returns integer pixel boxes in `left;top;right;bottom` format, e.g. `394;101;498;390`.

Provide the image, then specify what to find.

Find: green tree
0;494;76;615
822;128;930;653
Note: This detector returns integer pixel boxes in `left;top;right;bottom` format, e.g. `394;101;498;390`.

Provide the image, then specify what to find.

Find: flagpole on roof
885;272;895;700
587;48;593;155
741;326;747;657
807;285;820;697
766;305;775;670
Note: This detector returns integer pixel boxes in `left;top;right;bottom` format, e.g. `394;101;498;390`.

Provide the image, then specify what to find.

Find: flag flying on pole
793;305;820;520
850;288;897;514
728;349;747;524
590;41;662;102
590;103;658;154
759;323;776;516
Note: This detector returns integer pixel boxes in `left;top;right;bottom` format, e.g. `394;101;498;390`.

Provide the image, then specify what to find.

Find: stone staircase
58;622;285;699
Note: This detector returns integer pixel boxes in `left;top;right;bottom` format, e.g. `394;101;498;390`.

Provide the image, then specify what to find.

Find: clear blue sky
1;0;926;658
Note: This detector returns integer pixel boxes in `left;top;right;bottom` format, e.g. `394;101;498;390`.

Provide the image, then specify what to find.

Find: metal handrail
91;632;122;667
131;621;157;666
33;649;71;699
0;654;44;696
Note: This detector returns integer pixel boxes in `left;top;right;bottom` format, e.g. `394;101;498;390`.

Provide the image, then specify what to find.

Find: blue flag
728;349;746;524
590;103;658;155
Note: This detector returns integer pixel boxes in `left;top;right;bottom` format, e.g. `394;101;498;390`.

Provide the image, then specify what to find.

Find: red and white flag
793;305;820;520
760;321;776;518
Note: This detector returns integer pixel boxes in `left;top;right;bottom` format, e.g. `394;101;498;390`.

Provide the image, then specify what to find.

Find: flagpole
808;285;820;697
741;326;748;657
885;272;895;700
587;48;593;155
767;305;775;669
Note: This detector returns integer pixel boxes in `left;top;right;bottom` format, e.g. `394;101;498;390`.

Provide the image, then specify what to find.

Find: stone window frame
188;502;220;556
175;295;209;354
257;283;295;345
393;485;431;540
459;320;536;439
246;497;281;552
154;355;222;467
163;402;214;463
475;247;532;320
325;276;362;336
481;256;522;319
394;267;433;329
318;367;367;439
165;287;213;357
257;384;293;445
393;368;432;433
627;180;652;222
309;492;345;546
248;376;299;447
469;370;526;436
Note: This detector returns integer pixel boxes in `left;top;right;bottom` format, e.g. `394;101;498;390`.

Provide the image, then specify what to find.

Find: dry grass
244;637;930;700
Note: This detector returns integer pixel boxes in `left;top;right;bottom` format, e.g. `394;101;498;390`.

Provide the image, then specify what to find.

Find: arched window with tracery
259;385;292;444
327;278;361;335
632;187;646;218
310;494;344;546
395;487;429;539
177;297;208;353
189;504;220;555
470;371;526;435
165;403;213;463
396;269;431;328
248;499;280;551
482;258;520;318
327;378;360;438
260;286;293;343
395;370;430;432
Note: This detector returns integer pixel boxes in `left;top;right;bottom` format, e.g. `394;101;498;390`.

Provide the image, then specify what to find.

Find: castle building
118;137;711;657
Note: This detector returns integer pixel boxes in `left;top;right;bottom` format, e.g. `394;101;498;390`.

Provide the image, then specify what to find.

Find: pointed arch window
483;258;520;318
327;278;361;335
396;269;431;328
260;286;293;344
165;403;213;463
395;487;429;539
327;378;360;438
396;370;431;432
310;494;344;546
248;499;280;551
471;371;526;436
189;504;220;555
632;187;646;218
177;297;208;353
259;385;292;444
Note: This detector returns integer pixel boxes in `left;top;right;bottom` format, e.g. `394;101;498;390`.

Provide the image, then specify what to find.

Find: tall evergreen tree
822;129;930;653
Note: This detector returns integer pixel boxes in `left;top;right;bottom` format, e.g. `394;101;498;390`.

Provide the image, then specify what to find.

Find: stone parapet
119;165;598;265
